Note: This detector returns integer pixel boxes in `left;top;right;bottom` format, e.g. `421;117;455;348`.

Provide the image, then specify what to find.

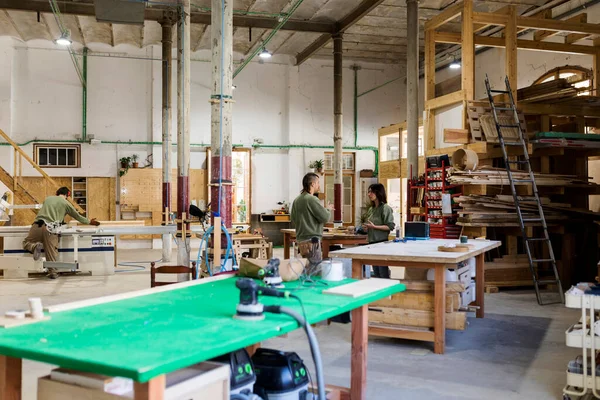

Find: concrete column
210;0;234;230
176;0;191;271
333;33;343;226
161;16;174;262
406;0;419;180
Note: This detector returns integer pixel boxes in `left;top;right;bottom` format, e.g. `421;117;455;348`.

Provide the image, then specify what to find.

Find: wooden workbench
331;239;501;354
281;228;368;259
0;275;404;400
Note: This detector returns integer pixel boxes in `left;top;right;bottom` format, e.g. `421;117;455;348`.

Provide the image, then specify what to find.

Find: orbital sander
234;278;290;321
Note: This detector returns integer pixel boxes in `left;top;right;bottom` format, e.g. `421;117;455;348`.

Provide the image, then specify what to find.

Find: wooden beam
0;129;85;213
520;103;600;118
295;0;385;65
461;0;474;130
424;2;463;31
505;6;517;103
534;14;586;42
425;29;435;151
425;90;465;110
434;31;598;55
565;33;590;44
474;5;511;33
472;12;508;27
517;15;600;36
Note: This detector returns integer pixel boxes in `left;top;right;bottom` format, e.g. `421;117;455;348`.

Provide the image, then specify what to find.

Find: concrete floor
0;248;581;400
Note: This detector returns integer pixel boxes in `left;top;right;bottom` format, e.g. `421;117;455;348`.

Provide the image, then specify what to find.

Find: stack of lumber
456;194;600;227
368;278;469;331
517;78;576;103
484;254;534;292
456;195;567;227
448;168;594;187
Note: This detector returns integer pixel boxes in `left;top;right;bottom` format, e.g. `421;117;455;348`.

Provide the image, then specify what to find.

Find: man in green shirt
23;187;100;279
291;173;333;263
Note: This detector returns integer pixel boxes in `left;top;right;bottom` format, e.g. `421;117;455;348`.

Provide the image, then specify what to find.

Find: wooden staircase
0;165;39;219
0;128;84;214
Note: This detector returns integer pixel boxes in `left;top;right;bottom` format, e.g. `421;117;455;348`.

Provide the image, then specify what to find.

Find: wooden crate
372;291;460;313
466;101;526;143
368;307;467;330
443;128;470;144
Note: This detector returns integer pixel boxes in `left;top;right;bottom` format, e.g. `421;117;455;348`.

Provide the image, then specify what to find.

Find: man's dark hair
301;173;320;194
368;183;387;206
56;187;70;197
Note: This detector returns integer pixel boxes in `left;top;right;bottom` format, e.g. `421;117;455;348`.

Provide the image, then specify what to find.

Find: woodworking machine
0;224;205;279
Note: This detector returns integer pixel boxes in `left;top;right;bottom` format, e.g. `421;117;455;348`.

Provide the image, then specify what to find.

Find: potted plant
313;159;324;174
119;156;131;169
131;154;139;168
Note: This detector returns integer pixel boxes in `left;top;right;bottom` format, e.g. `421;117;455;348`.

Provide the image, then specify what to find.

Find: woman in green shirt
362;183;395;278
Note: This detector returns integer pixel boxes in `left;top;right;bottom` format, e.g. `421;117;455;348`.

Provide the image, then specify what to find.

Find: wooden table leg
134;375;165;400
283;232;290;259
475;253;485;319
351;304;368;400
0;355;21;400
434;266;446;354
323;239;329;259
351;259;362;279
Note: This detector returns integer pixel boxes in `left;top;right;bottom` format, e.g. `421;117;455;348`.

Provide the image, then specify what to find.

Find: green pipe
82;47;88;143
358;76;402;98
0;140;379;176
234;0;305;78
251;143;379;176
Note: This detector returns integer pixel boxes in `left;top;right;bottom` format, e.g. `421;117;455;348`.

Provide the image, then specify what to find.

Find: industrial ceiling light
449;56;461;70
55;30;72;46
259;48;272;59
232;85;237;90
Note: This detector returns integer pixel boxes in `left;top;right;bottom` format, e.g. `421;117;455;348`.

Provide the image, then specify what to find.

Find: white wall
0;38;403;222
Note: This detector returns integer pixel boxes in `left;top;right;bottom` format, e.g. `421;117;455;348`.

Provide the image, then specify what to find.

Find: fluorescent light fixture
449;57;461;69
56;31;72;46
259;48;272;59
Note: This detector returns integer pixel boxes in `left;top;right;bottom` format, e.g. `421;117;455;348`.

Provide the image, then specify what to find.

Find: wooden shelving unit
71;177;87;214
424;162;462;239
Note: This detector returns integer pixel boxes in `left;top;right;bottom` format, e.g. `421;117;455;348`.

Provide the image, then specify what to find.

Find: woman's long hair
368;183;387;206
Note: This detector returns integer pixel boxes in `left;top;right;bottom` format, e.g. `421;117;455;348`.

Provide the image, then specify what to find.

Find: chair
150;261;197;288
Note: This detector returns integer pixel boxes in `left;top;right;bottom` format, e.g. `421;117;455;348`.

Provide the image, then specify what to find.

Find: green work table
0;275;404;400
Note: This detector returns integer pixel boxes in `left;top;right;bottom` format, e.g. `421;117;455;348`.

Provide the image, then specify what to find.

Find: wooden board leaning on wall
119;169;207;239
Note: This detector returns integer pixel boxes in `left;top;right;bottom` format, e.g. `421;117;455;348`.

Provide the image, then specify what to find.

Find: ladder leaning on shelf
484;74;564;306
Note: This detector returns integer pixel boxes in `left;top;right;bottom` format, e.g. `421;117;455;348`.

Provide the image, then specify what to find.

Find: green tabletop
0;277;404;382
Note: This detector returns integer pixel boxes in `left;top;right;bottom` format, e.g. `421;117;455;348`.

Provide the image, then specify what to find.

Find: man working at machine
291;173;334;265
22;187;100;279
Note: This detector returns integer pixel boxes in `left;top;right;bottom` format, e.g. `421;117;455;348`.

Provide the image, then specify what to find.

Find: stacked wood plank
484;254;534;292
517;78;575;103
448;168;593;187
456;194;600;227
456;194;567;227
368;278;468;331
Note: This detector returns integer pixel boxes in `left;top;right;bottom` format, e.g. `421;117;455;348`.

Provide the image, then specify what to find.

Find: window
207;148;251;224
324;152;355;171
34;144;80;168
324;174;354;224
232;150;251;224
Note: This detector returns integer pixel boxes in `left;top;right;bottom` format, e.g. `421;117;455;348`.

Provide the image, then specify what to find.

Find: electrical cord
263;305;326;400
115;259;162;273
